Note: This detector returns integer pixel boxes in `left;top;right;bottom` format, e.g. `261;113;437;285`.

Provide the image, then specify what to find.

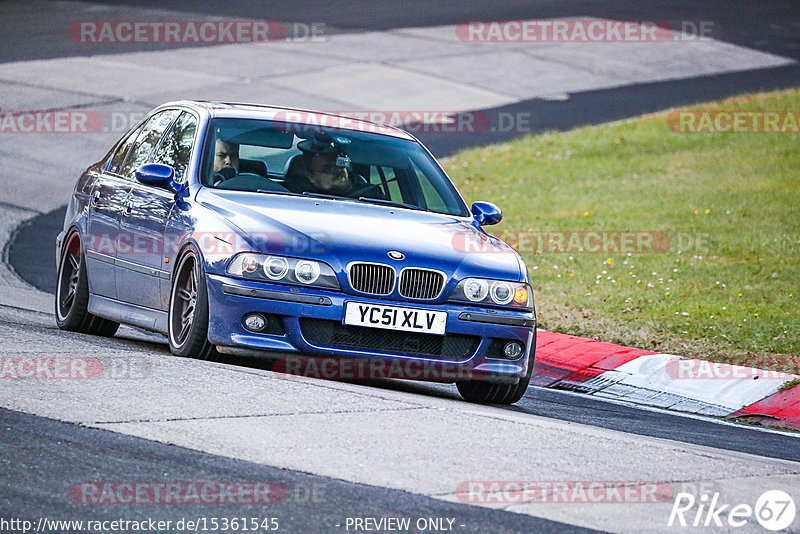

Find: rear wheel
168;246;220;361
55;231;120;336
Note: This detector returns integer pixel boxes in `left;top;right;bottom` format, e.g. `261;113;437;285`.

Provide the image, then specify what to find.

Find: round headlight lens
264;256;289;280
464;278;489;302
295;260;320;284
490;282;514;305
242;255;260;273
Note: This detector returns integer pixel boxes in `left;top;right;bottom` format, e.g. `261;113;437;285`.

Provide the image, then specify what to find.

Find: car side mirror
135;163;177;192
471;201;503;226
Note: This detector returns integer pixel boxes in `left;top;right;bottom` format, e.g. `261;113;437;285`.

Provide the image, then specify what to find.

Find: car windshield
201;118;469;216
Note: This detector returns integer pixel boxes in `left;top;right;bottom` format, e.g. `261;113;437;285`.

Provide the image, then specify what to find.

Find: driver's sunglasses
310;162;337;174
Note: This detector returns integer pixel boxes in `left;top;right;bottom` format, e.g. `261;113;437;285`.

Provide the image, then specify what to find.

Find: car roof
158;100;417;141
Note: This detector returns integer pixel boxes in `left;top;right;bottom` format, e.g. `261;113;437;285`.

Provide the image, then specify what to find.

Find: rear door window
369;165;402;201
153;111;198;183
118;110;180;180
107;125;144;175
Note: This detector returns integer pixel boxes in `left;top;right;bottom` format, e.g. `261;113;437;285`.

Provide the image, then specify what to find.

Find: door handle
124;200;134;214
92;190;100;204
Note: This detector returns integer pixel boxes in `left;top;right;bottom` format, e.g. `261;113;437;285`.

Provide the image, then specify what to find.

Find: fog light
503;341;523;359
243;313;267;332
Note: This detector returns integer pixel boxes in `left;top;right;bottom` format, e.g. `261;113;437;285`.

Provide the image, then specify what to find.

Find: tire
457;333;536;405
167;246;220;361
55;231;120;337
457;376;531;405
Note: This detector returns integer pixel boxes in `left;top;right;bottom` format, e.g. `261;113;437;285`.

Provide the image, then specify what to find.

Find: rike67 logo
668;490;796;531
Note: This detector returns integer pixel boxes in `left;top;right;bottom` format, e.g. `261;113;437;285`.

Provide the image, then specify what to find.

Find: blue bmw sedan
55;101;536;404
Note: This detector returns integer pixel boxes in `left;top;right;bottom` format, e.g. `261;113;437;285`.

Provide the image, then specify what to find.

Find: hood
197;189;522;282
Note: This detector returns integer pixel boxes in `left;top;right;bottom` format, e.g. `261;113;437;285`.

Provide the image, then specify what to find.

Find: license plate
343;302;447;335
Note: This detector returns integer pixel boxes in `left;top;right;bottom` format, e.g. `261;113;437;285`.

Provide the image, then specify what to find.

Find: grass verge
443;89;800;373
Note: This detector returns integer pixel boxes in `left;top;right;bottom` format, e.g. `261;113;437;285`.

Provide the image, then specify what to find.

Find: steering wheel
349;183;385;200
213;167;238;186
215;172;277;191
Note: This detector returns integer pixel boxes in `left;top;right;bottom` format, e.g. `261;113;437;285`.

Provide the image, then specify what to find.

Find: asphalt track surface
0;301;797;533
5;205;800;464
1;407;592;533
3;1;800;158
2;1;800;533
4;241;799;465
3;1;799;62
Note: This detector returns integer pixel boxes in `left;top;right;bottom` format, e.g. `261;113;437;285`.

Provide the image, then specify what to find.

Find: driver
285;135;382;199
212;139;240;185
307;150;359;195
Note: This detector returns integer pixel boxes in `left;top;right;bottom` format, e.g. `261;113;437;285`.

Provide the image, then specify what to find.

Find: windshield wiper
256;189;304;197
255;189;347;201
357;197;426;211
302;191;353;201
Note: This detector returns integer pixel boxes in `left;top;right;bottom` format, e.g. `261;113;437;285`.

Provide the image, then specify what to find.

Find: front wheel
168;247;220;361
457;377;531;405
457;337;535;405
55;231;119;336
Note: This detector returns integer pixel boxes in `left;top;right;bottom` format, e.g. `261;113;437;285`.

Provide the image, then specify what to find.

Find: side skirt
88;294;168;334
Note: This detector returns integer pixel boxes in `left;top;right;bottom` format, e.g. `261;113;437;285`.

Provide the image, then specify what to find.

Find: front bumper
206;274;536;384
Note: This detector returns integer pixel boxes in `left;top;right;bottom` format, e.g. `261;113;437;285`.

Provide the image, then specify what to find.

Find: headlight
464;278;489;302
264;256;289;280
295;260;320;285
490;281;514;305
242;255;260;273
451;278;533;309
227;253;339;289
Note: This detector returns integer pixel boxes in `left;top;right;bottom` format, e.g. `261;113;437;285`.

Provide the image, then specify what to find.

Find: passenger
212;139;240;184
